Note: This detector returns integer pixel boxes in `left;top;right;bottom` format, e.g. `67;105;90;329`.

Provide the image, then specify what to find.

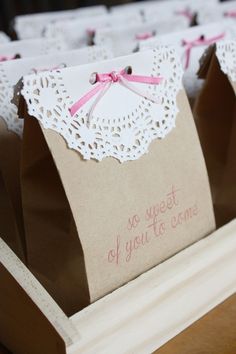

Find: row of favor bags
12;1;236;101
1;0;235;315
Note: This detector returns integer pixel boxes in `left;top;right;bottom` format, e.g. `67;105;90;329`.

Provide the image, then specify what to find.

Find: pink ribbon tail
175;9;193;22
135;32;154;41
183;32;225;69
184;47;191;70
224;11;236;18
0;55;17;62
86;28;96;37
69;82;107;117
69;70;163;126
31;63;66;74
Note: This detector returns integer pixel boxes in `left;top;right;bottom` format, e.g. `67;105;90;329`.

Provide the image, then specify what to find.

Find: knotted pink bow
224;11;236;18
175;8;194;22
69;68;163;124
135;32;154;41
0;54;18;62
86;28;96;37
182;33;225;69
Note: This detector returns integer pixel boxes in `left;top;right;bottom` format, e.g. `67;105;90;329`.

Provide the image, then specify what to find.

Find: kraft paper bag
0;127;22;262
20;46;215;315
0;45;112;263
0;166;24;261
194;40;236;227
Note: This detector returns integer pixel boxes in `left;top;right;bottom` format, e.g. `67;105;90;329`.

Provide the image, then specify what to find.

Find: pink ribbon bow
0;54;18;62
86;28;96;37
182;33;225;69
224;11;236;18
135;32;154;41
175;8;194;22
69;67;163;124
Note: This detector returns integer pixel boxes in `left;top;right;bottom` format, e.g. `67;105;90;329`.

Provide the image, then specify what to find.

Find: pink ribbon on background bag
69;67;163;124
135;32;155;41
224;11;236;18
86;28;96;37
31;63;66;74
175;8;194;22
0;54;19;62
182;33;225;69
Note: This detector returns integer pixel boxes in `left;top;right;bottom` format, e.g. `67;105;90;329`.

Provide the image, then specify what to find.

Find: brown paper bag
0;169;23;260
0;120;25;260
0;45;113;263
20;47;215;315
194;40;236;227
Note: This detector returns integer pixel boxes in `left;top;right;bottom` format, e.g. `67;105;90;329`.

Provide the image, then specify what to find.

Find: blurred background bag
194;42;236;227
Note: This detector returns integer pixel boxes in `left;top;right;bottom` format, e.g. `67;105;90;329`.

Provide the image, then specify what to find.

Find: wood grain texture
68;220;236;354
0;263;66;354
2;294;236;354
0;238;79;354
155;294;236;354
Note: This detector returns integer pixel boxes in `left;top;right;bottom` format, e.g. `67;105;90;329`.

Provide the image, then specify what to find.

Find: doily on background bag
0;45;113;137
0;37;68;60
111;0;218;24
43;12;143;50
0;32;10;44
94;18;188;56
198;1;236;25
140;22;236;98
216;40;236;82
0;67;23;135
22;46;183;162
14;5;107;40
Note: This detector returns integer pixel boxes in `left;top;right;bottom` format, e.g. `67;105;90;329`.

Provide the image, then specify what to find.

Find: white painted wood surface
0;220;236;354
68;219;236;354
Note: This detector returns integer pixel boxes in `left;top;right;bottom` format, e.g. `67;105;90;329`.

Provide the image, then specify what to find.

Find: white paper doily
22;47;183;163
0;66;23;135
216;40;236;82
44;12;142;50
140;22;235;98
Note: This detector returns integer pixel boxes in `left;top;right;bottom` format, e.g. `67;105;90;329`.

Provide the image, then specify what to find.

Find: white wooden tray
0;219;236;354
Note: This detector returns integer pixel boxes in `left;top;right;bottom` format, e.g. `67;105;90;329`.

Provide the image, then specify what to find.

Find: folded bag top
22;46;183;162
14;5;107;40
20;46;215;315
139;22;235;99
0;45;112;137
0;37;68;59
